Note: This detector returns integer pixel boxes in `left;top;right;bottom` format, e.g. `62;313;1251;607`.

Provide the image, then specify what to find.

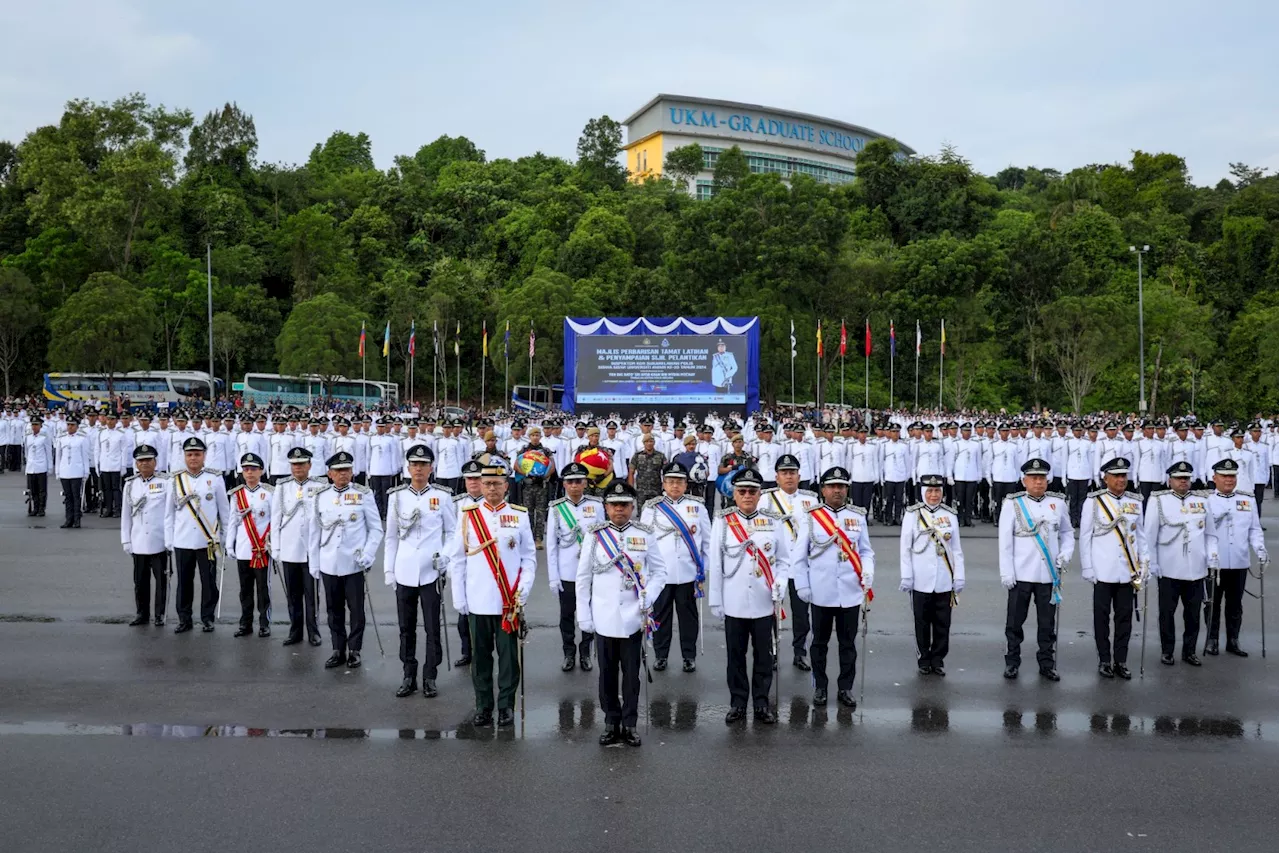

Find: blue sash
595;526;657;637
1015;496;1062;604
654;499;706;596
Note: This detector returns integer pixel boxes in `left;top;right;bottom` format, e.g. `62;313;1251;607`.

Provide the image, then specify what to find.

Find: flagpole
790;321;796;408
361;326;367;410
528;322;534;409
863;318;869;410
504;323;510;413
455;324;460;412
938;319;945;410
889;324;895;410
914;320;920;411
481;323;487;413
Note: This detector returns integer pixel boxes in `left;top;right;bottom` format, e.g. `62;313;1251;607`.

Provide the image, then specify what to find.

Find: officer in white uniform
761;454;819;671
367;420;401;519
793;466;875;708
120;444;171;626
96;413;127;517
951;423;984;527
226;453;275;638
1145;460;1215;666
54;419;91;528
1080;458;1150;680
384;443;457;699
308;450;383;669
709;467;790;725
270;447;325;646
164;436;230;633
899;473;964;676
576;479;669;748
547;462;603;672
1205;458;1268;657
999;458;1074;680
23;417;53;517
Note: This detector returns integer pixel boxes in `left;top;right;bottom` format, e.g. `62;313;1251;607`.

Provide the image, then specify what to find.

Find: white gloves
550;579;564;594
1208;553;1219;570
122;542;131;555
796;587;812;604
862;568;875;590
1082;568;1096;584
771;580;785;603
899;578;913;593
517;590;529;608
457;605;469;616
1148;563;1161;579
711;605;725;620
1001;576;1016;590
384;572;395;588
953;579;965;594
580;622;594;635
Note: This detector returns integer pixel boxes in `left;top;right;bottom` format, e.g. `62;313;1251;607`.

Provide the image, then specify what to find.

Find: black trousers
882;480;906;523
558;581;594;657
724;614;775;710
1139;481;1161;509
281;560;321;640
60;477;82;525
132;552;167;620
1005;581;1056;669
321;572;366;653
458;614;472;657
1272;465;1278;495
597;631;642;728
811;604;859;691
653;581;699;661
788;579;811;655
991;482;1018;523
912;591;952;667
222;473;236;492
954;481;977;525
977;479;991;520
849;482;874;515
396;582;442;680
1091;581;1135;664
1158;576;1204;657
1254;484;1265;518
99;471;121;516
1067;479;1090;528
236;559;271;630
1208;568;1247;645
26;472;48;514
173;547;218;626
369;474;396;519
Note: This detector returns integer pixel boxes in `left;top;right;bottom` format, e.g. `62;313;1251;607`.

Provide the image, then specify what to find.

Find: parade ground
1;475;1276;852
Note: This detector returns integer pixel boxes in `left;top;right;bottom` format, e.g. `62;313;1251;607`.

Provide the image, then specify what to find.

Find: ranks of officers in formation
9;404;1272;748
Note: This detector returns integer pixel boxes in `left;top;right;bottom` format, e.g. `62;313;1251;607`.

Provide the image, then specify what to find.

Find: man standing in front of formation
55;418;90;528
999;458;1074;681
793;467;875;708
24;416;53;517
547;462;602;672
1205;458;1268;657
271;447;325;647
1145;461;1214;667
384;444;457;699
1080;458;1149;680
226;452;274;639
709;468;789;725
120;444;171;627
165;437;229;633
761;454;819;672
308;451;383;669
899;473;964;676
577;479;669;747
641;461;710;674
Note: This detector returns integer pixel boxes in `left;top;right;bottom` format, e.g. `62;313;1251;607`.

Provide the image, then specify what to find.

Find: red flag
864;319;871;357
839;320;847;357
816;320;823;357
358;322;366;358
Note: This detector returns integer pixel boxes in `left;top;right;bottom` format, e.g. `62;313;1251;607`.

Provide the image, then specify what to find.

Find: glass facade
701;146;855;186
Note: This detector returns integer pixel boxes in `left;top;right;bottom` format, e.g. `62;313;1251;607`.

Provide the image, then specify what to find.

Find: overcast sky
2;0;1276;185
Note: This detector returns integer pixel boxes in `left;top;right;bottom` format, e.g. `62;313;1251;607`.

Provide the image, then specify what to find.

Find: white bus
240;373;397;407
44;371;221;409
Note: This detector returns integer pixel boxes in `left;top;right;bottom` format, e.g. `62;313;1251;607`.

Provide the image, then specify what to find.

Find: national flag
483;320;488;357
864;318;871;358
890;320;896;358
839;319;847;357
940;319;947;356
816;320;823;357
529;324;536;358
358;321;366;358
432;320;438;357
915;320;921;357
382;321;390;358
789;320;796;359
408;320;416;358
504;320;510;361
454;320;460;357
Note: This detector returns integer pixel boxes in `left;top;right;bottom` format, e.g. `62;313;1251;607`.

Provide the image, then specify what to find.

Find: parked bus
44;371;221;409
241;373;397;407
511;384;564;413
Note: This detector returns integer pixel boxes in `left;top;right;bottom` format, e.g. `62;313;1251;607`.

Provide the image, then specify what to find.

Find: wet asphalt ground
0;475;1276;852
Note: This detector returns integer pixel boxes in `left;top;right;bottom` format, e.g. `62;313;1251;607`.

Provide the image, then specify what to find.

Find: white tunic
306;483;383;578
270;476;327;563
164;468;230;552
575;520;669;638
447;500;537;616
545;495;604;585
793;504;876;608
998;491;1075;585
225;483;275;560
1079;490;1150;585
1207;490;1267;569
383;484;457;587
639;495;711;586
709;509;791;619
121;474;171;555
899;502;965;593
1144;489;1214;581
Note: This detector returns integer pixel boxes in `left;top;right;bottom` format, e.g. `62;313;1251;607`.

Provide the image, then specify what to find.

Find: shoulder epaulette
434;483;455;496
1192;489;1212;497
228;484;244;495
584;494;603;503
388;484;407;494
797;488;817;498
508;503;528;512
205;467;222;476
122;475;135;486
806;504;824;514
848;504;867;516
315;484;334;496
759;507;783;520
1046;491;1066;500
549;496;567;508
261;482;274;492
642;495;664;510
1005;490;1027;500
717;507;736;519
905;502;924;513
631;520;654;533
587;521;609;533
309;476;328;483
1087;488;1106;498
761;486;779;495
453;493;471;503
1151;489;1172;498
352;483;371;494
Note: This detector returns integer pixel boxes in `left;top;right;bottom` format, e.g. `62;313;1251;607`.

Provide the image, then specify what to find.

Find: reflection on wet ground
0;704;1266;742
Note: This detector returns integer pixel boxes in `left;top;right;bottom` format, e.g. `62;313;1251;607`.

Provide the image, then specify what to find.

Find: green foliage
712;145;749;190
275;293;365;381
0;266;40;395
47;272;156;391
575;116;626;190
664;143;704;190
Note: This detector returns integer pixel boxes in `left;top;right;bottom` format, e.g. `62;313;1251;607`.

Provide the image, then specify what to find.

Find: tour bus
511;384;564;413
44;371;221;409
240;373;397;407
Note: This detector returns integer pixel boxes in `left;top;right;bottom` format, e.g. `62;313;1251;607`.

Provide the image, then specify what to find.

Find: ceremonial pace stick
772;599;781;712
216;555;224;620
1139;580;1149;678
1261;561;1268;660
436;567;451;671
858;599;871;717
365;582;385;656
517;606;527;734
1203;569;1218;655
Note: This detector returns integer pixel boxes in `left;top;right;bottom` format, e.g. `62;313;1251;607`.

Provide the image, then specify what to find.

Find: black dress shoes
1039;668;1061;682
153;617;164;627
653;658;668;672
174;623;193;634
258;627;270;638
836;690;857;708
396;678;418;698
725;707;747;724
579;655;592;672
932;666;946;677
1204;640;1219;656
347;652;361;668
1098;663;1114;678
283;636;302;647
472;709;494;727
919;665;932;676
793;655;811;672
1003;665;1019;679
620;727;642;747
1182;654;1202;666
234;627;252;638
1226;644;1249;657
1161;654;1176;665
599;726;621;746
813;688;828;706
682;659;696;673
200;622;214;633
324;652;345;669
562;655;576;672
754;707;778;724
128;616;148;627
60;521;72;529
308;635;323;647
454;654;472;667
1113;664;1132;680
422;679;438;698
496;708;514;728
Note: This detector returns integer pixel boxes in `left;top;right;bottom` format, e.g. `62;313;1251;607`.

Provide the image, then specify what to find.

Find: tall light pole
206;243;215;389
1129;244;1149;413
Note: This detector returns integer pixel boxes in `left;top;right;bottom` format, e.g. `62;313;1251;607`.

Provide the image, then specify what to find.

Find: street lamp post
1130;244;1149;413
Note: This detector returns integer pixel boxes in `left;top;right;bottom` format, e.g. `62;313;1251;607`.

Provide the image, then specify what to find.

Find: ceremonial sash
724;513;786;617
1096;495;1141;588
554;501;583;545
768;491;798;540
595;526;658;637
174;473;219;558
809;507;874;603
917;511;958;607
234;488;271;569
1015;496;1061;604
654;500;706;593
463;505;521;633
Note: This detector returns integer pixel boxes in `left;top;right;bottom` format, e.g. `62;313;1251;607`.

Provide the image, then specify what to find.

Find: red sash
725;512;785;618
464;504;522;633
234;488;270;569
810;506;873;601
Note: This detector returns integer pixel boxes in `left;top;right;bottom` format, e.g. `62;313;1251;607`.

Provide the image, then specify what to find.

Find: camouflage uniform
630;449;667;507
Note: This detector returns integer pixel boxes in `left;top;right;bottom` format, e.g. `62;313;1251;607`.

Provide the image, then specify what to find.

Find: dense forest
0;94;1275;416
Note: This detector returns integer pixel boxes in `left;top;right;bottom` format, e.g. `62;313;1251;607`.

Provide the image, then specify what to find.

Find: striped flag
382;321;390;358
915;320;921;357
890;320;896;357
529;323;536;358
358;321;366;357
483;320;488;357
408;320;416;357
839;319;847;357
816;320;823;357
454;320;460;357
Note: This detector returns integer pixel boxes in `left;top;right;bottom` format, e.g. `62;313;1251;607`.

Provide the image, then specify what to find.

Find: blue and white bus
241;373;397;407
511;384;564;413
44;371;221;409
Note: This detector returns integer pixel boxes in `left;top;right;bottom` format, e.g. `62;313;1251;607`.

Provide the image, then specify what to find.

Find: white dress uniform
998;486;1075;675
899;497;965;671
121;470;172;623
270;472;327;642
1146;485;1215;662
384;480;458;689
640;492;711;666
164;465;230;629
1205;486;1267;654
547;493;604;661
1079;487;1149;673
54;428;91;526
96;426;127;516
23;427;53;516
308;479;383;661
225;481;275;634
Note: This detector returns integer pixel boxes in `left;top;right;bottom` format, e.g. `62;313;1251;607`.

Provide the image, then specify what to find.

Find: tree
47;272;156;396
0;267;40;395
1040;295;1122;413
184;102;258;177
140;238;201;370
275;293;365;382
575;116;626;189
398;135;485;183
712;145;749;190
211;311;248;391
663;143;704;191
